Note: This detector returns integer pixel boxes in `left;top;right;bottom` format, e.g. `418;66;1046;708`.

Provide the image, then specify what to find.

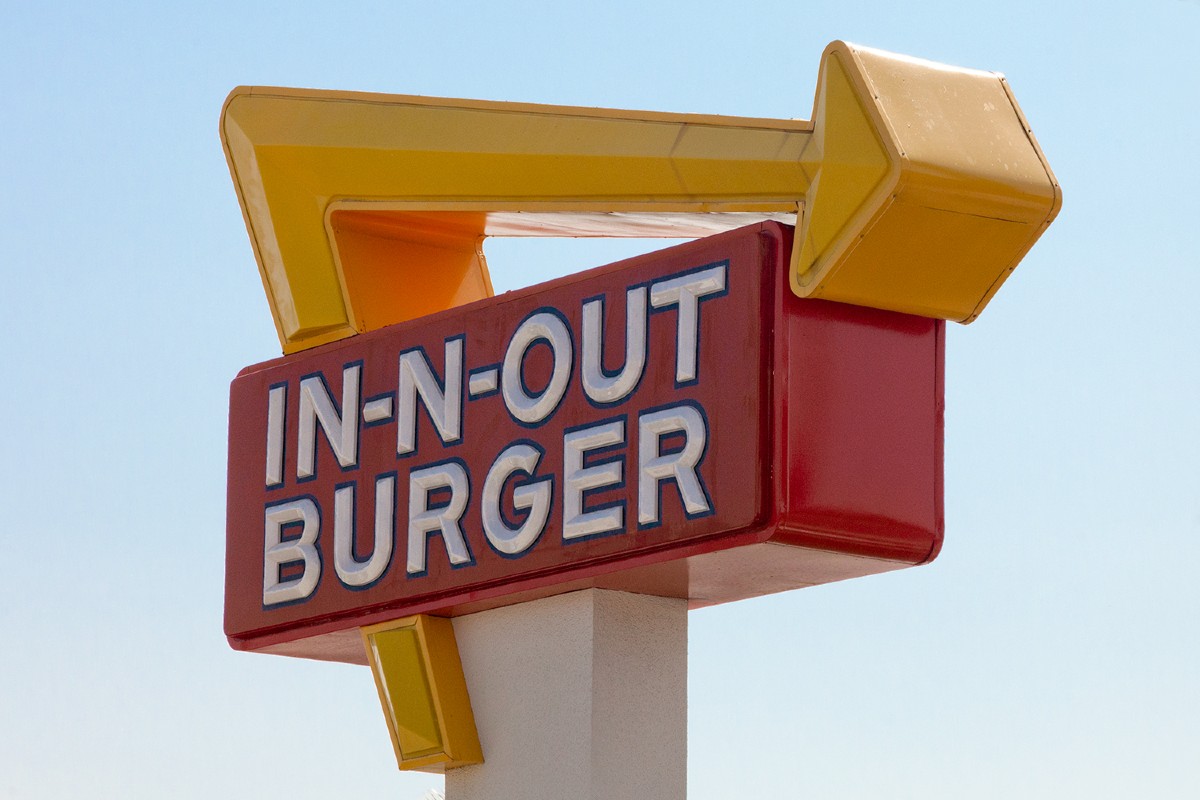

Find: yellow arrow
222;41;1060;353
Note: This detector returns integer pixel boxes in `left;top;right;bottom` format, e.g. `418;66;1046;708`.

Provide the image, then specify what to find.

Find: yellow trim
361;616;483;773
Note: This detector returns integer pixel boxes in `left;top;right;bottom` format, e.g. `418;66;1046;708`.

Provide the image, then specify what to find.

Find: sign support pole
446;590;688;800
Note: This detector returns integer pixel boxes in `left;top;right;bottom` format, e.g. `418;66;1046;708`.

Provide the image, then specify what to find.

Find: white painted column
447;589;688;800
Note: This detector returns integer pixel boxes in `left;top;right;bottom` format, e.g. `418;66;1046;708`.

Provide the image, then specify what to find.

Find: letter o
502;311;573;425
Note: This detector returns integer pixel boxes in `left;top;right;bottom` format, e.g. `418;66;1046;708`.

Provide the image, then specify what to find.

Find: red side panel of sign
224;223;944;661
775;292;945;561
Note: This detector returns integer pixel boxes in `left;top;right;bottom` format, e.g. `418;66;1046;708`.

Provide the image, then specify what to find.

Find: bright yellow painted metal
792;43;1062;322
362;616;483;773
221;40;1059;352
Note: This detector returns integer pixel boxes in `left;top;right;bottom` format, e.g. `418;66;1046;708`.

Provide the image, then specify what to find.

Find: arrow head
792;42;1061;323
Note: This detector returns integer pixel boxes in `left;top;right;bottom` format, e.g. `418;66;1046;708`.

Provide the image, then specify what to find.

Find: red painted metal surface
225;223;944;662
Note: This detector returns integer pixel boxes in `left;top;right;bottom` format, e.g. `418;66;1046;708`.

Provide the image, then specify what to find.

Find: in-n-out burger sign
263;264;722;600
225;224;945;662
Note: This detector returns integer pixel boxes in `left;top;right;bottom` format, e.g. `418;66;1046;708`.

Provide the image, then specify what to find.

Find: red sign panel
226;223;944;661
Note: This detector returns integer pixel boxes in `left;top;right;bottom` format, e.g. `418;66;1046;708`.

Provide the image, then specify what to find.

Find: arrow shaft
234;89;815;220
224;89;817;349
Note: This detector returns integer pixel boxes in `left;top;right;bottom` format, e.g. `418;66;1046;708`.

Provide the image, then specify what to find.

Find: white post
447;589;688;800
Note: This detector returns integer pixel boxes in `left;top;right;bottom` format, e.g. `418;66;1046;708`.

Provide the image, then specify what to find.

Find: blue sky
1;1;1197;797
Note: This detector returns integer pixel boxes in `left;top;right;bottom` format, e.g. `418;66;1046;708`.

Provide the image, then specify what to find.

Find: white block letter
297;364;361;479
563;419;625;540
502;312;573;425
582;287;647;405
638;404;711;526
333;475;395;588
407;462;472;575
265;383;286;487
650;264;727;384
263;498;321;606
398;339;463;456
482;444;552;556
